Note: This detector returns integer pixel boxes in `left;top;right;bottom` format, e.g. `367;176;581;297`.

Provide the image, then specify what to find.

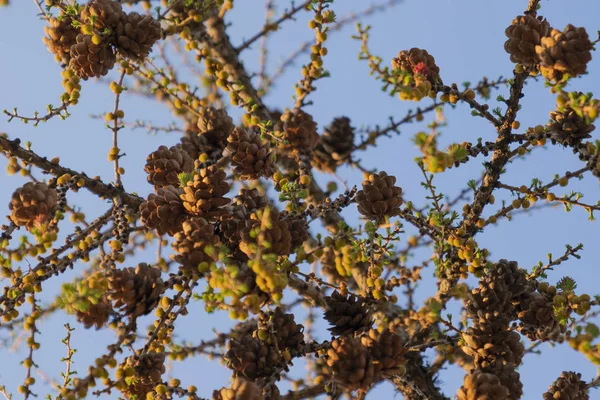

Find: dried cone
180;129;222;162
117;351;165;399
140;185;187;236
197;107;235;147
361;329;408;377
392;48;440;83
282;213;309;250
254;307;305;355
312;117;355;172
355;171;403;221
224;335;286;380
107;263;164;317
43;16;79;63
325;336;375;391
547;108;595;146
9;182;58;229
80;0;124;30
324;290;373;336
516;292;565;341
279;109;319;153
181;166;231;220
234;188;269;215
504;14;550;66
144;145;194;187
224;128;275;180
536;25;593;81
75;298;111;329
457;371;510;400
69;34;116;80
543;371;589;400
212;378;263;400
239;207;292;257
115;12;161;61
172;218;220;275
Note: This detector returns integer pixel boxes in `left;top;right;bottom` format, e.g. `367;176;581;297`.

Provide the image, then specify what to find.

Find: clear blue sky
1;0;600;398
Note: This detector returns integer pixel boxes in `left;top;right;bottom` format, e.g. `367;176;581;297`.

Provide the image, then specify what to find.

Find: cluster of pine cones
43;0;161;79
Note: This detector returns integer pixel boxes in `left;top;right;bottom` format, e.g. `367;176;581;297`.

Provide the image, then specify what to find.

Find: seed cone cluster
197;106;235;148
224;334;287;380
107;263;164;317
324;290;373;336
69;34;116;80
218;189;268;252
515;290;565;342
140;185;187;235
117;351;165;399
282;212;309;251
312;117;355;173
172;218;220;275
457;371;510;400
536;24;593;81
144;145;194;187
392;48;440;83
504;15;550;66
239;207;292;257
224;128;275;180
43;16;79;63
254;307;305;356
75;299;111;329
212;378;263;400
543;371;589;400
355;171;403;221
114;12;162;61
547;108;595;146
278;109;319;153
9;182;58;230
181;166;231;220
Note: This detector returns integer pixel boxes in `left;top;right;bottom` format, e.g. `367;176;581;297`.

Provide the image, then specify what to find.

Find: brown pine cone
324;290;373;336
234;188;269;215
69;34;116;80
197;107;235;147
361;329;407;377
9;182;58;229
543;371;589;400
325;336;375;391
516;291;565;342
180;129;223;162
80;0;124;30
355;171;403;221
239;207;292;257
218;210;246;252
140;185;187;236
43;16;79;63
144;145;194;187
278;109;319;153
490;364;523;399
392;48;440;83
461;327;525;367
107;263;164;317
457;371;510;400
115;12;161;61
282;213;308;250
254;307;305;355
224;335;286;380
181;166;231;220
312;117;355;172
212;378;263;400
224;128;275;180
547;108;595;146
172;218;220;275
117;351;165;399
536;25;593;81
504;14;550;66
75;298;111;329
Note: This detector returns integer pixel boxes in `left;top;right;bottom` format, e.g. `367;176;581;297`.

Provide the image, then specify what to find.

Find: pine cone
224;335;286;380
318;240;364;285
324;290;373;336
43;16;79;63
490;364;523;399
9;182;58;229
325;336;375;391
75;298;111;329
69;34;116;80
282;213;308;250
224;128;275;180
504;14;550;66
516;291;565;341
197;107;235;147
80;0;124;30
239;207;292;257
144;145;194;187
181;166;231;220
361;329;407;377
234;188;269;215
140;185;187;236
172;218;220;275
312;117;355;172
278;109;319;153
114;12;161;61
547;108;595;146
180;129;223;162
355;171;403;221
212;378;263;400
392;48;440;83
536;25;593;81
254;307;305;355
543;371;589;400
107;263;164;317
117;351;165;399
457;371;510;400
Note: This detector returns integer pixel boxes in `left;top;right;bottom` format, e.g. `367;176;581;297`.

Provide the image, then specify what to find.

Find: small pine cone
118;351;165;399
80;0;124;30
536;25;593;81
224;128;275;180
181;166;231;220
324;290;373;336
543;371;589;400
69;34;116;80
279;109;319;153
491;260;530;304
392;48;440;83
504;14;550;66
490;364;523;399
282;213;309;250
107;263;164;317
517;292;565;341
254;307;305;355
355;171;403;221
325;336;375;391
212;378;263;400
312;117;355;172
140;185;187;236
361;329;408;377
180;129;224;163
144;145;194;187
172;218;220;275
457;371;510;400
75;298;111;329
218;214;246;251
239;207;292;257
197;107;235;147
234;188;269;215
547;108;595;146
9;182;58;229
224;335;286;380
43;16;79;63
115;12;161;60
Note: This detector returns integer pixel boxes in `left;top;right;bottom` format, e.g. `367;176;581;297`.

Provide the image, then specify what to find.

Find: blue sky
1;0;600;398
